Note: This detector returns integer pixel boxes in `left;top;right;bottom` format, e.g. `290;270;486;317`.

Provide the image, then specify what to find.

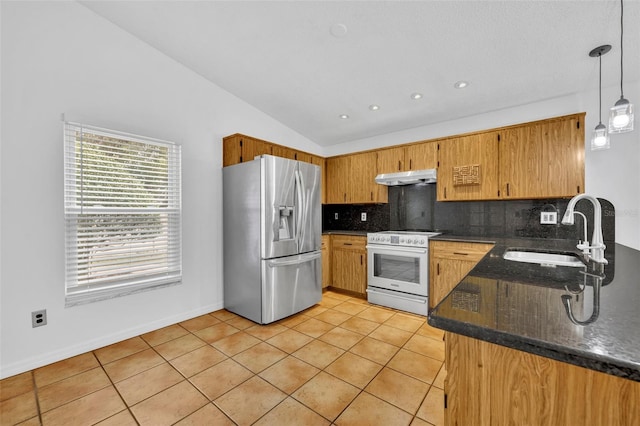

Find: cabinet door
332;250;366;294
331;236;367;295
321;235;331;288
429;241;494;310
242;136;272;162
430;257;478;310
223;134;242;166
377;147;405;174
437;132;500;201
350;152;378;203
326;156;350;204
271;145;297;160
500;114;584;199
405;142;437;170
538;114;584;197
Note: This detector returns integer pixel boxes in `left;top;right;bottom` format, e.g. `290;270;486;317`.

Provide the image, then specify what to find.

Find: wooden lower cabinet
429;241;494;310
330;235;367;295
444;332;640;426
321;235;331;288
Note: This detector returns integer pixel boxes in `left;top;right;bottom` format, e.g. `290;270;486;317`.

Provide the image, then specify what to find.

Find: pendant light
590;45;611;151
609;0;634;133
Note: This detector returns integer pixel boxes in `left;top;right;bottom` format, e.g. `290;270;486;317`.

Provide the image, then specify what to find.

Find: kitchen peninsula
428;236;640;425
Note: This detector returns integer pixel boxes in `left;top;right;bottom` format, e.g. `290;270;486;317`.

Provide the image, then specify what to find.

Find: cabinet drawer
430;241;494;262
331;235;366;251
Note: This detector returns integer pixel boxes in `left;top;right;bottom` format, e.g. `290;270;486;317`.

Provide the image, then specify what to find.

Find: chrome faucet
561;194;608;264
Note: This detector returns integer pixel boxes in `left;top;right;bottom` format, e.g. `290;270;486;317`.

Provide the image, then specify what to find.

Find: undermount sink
503;249;586;268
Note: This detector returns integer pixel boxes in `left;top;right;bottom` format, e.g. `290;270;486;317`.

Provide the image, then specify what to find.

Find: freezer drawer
261;251;322;324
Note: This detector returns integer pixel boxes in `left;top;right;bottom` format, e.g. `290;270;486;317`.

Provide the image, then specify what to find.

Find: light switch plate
540;211;557;224
361;212;367;221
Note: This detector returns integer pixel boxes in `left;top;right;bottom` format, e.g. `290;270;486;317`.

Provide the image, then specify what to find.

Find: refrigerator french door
223;155;321;324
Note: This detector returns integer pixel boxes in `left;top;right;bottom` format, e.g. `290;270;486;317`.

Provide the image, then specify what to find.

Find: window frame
63;122;182;306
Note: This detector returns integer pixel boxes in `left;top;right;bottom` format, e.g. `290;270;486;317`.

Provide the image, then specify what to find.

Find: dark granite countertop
428;236;640;382
322;230;369;236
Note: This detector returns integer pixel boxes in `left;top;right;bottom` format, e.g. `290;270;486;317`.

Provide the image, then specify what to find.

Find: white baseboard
0;302;224;379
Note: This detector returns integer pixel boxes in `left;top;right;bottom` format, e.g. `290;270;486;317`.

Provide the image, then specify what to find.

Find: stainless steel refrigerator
223;155;322;324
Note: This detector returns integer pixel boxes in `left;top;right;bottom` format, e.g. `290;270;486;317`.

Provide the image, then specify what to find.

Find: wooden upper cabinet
377;147;406;174
437;132;501;201
326;156;350;203
222;134;272;166
327;153;379;204
376;148;406;203
271;145;297;161
406;142;438;170
350;152;379;203
499;113;585;199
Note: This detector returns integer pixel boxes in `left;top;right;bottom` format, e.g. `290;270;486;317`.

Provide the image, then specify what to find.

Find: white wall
0;1;321;378
326;82;640;251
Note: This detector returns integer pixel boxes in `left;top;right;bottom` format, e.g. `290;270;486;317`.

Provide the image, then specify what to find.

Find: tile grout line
94;349;141;426
31;370;44;425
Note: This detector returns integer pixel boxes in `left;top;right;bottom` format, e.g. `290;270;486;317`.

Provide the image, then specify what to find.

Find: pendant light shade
591;123;610;150
608;0;634;133
590;45;611;151
609;97;634;133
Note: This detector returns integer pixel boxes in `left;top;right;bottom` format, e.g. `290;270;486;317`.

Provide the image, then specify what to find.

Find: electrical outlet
334;212;338;220
540;211;557;225
361;212;367;221
32;309;47;328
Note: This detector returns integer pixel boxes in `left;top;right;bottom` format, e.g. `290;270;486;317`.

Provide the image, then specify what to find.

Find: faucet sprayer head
561;209;575;225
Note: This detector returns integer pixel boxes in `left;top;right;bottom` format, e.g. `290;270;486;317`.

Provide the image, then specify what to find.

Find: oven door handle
366;245;427;254
366;288;427;304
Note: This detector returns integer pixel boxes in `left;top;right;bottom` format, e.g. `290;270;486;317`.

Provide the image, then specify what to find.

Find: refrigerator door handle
295;169;305;250
268;252;321;268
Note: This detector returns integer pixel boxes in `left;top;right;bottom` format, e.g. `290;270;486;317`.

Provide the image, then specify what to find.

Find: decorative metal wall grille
453;164;481;186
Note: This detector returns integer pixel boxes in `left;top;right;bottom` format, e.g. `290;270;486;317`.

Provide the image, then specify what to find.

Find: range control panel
367;231;440;248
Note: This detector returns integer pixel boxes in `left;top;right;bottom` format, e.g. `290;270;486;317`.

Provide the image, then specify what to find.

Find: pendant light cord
599;52;603;124
620;0;624;98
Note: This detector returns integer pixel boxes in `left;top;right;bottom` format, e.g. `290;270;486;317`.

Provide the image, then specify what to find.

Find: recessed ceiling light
410;93;423;100
369;104;380;111
454;81;469;89
339;114;349;119
330;23;348;38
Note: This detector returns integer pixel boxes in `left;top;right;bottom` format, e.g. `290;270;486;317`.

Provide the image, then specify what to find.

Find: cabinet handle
360;255;363;265
344;193;347;202
370;191;373;201
444;187;447;199
437;263;440;275
409;159;413;169
398;160;401;171
343;243;353;246
453;252;468;256
506;183;510;197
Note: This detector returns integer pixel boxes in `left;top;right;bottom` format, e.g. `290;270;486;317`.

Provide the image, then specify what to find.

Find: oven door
366;244;429;296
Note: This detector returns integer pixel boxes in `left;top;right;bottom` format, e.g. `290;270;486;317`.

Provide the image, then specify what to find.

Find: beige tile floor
1;290;446;426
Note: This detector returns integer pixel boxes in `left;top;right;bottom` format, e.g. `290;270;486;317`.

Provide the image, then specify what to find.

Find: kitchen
2;1;639;425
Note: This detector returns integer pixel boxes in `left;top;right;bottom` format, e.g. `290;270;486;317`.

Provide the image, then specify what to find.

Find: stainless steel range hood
375;168;437;186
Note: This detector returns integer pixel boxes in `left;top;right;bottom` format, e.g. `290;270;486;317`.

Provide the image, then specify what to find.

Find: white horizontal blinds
64;122;181;303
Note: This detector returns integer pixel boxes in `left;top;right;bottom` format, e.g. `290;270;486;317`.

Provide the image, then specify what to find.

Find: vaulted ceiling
82;1;640;146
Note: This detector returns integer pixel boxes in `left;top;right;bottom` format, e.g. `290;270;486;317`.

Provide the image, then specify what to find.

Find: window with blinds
64;122;182;306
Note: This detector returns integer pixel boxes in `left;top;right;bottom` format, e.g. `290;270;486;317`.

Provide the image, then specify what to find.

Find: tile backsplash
323;184;615;242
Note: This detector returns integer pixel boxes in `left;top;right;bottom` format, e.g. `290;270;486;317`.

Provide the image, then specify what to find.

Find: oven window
373;253;421;283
